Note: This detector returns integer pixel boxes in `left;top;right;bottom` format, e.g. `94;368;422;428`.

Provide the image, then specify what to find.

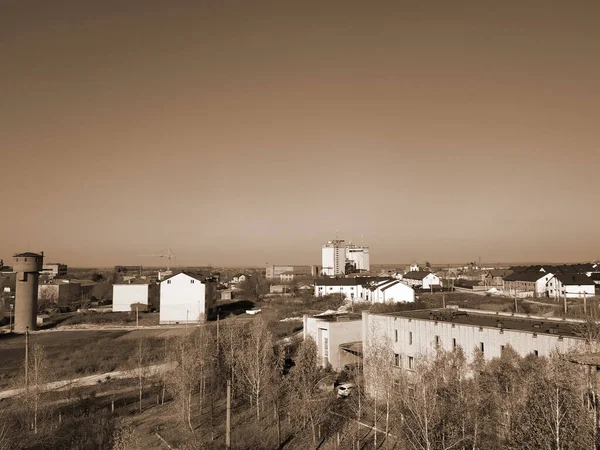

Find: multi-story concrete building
303;313;362;370
159;272;216;324
346;245;370;272
362;308;587;373
321;240;346;276
40;263;67;279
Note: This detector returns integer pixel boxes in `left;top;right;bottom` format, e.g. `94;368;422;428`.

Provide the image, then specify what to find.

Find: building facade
547;274;596;299
362;308;587;374
40;263;67;279
503;272;554;298
402;271;441;289
346;245;370;272
321;240;347;276
303;313;362;370
113;279;159;312
159;272;216;324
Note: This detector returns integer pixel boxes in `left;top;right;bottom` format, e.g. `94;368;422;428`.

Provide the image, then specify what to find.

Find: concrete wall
160;274;208;324
112;284;149;312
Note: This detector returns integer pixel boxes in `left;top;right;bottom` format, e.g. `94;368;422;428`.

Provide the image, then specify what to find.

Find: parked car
337;383;355;398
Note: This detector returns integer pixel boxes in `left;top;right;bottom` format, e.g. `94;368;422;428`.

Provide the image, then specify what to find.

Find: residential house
314;277;392;302
159;272;217;324
547;274;596;299
402;271;441;289
367;279;415;303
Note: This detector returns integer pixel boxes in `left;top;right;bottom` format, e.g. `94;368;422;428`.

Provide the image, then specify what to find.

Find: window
500;345;505;354
409;332;413;345
480;342;485;354
394;353;400;367
435;335;440;347
452;338;457;350
533;350;539;357
167;280;171;284
395;330;398;342
408;356;414;370
190;280;195;284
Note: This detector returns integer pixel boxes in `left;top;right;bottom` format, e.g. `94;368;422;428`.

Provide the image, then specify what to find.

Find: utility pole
216;313;220;353
584;290;587;316
226;379;231;450
563;288;568;314
442;290;446;308
25;327;29;394
9;304;13;333
136;304;139;328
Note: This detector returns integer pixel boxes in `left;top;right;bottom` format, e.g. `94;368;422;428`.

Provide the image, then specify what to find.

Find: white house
370;279;415;303
230;274;247;284
503;271;554;298
159;272;216;324
547;274;596;299
113;279;157;312
314;277;393;302
401;271;441;289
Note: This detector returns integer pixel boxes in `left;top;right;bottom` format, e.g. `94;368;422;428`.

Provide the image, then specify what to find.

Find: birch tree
236;318;275;421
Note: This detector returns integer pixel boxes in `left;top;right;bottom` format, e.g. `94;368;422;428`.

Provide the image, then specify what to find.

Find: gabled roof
552;274;594;286
403;271;434;280
161;271;206;283
504;271;552;282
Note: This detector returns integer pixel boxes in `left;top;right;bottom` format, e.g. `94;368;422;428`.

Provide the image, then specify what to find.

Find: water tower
13;251;44;332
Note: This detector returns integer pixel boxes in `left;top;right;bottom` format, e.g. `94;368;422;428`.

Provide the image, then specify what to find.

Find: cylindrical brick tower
13;252;44;332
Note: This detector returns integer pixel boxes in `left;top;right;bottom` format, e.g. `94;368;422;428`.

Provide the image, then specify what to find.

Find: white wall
548;277;596;298
362;311;583;371
160;273;207;324
113;284;149;312
378;282;415;303
422;274;441;289
315;284;365;301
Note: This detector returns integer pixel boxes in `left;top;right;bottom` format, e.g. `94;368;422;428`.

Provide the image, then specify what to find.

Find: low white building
113;279;158;312
314;277;393;302
547;274;596;299
303;313;362;371
159;272;216;324
401;271;441;289
369;279;415;303
503;271;554;298
362;308;586;376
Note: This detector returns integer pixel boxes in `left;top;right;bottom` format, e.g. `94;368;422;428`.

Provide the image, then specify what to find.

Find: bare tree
130;337;150;413
236;317;275;421
24;344;50;434
290;336;331;446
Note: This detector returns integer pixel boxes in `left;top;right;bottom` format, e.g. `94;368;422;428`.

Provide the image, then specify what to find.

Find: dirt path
0;362;173;400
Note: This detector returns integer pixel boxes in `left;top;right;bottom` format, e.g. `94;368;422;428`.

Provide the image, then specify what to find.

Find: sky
1;0;599;267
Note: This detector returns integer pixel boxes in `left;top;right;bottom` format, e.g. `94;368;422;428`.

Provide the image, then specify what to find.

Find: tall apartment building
346;245;370;272
321;240;346;276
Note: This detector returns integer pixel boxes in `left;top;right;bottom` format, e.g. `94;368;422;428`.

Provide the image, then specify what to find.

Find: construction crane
138;248;176;271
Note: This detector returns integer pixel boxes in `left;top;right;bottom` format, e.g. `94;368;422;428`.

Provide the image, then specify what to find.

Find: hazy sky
2;0;599;267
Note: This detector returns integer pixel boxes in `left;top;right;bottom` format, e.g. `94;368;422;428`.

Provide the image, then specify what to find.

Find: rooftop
403;271;433;280
311;312;362;322
385;308;587;339
14;252;43;258
553;273;594;286
316;276;392;286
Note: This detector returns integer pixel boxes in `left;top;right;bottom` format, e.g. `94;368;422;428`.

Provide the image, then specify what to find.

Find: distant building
159;272;216;324
112;278;159;312
265;264;312;281
322;240;346;276
346;245;370;272
38;280;82;306
547;274;595;299
484;269;513;287
219;289;233;301
269;285;291;295
503;272;554;298
314;277;396;302
303;313;362;371
40;263;67;279
402;271;441;289
230;274;247;284
366;279;415;303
